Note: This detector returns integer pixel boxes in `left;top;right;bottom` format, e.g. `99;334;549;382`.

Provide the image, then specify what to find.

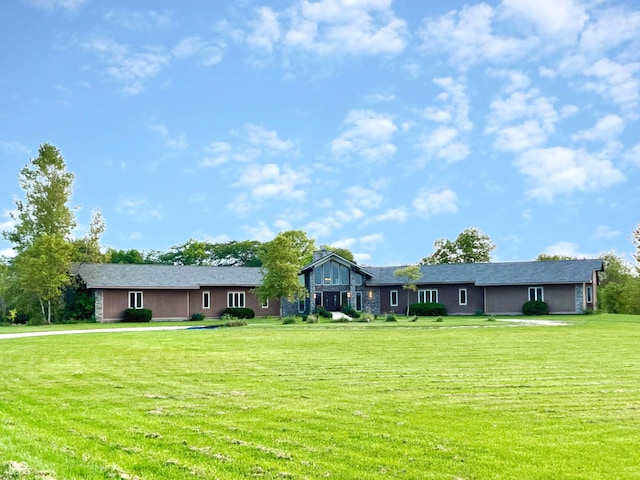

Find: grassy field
1;315;639;479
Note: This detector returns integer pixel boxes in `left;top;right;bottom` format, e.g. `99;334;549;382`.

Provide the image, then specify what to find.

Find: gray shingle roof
74;263;263;289
74;258;603;290
366;259;603;286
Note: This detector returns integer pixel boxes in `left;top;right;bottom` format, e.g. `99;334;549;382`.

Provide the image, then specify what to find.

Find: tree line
1;144;639;324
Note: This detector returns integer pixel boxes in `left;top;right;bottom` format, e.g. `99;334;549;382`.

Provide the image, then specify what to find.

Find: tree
633;224;640;267
536;254;576;261
253;231;313;303
3;144;77;323
71;210;107;263
422;227;495;264
393;265;422;315
106;248;145;264
280;230;316;265
157;239;263;266
320;245;355;263
598;252;640;314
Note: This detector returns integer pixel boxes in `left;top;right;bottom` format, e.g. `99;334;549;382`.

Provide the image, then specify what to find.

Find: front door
324;291;340;311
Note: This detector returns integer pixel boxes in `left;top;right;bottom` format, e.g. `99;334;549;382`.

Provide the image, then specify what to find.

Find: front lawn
1;314;638;479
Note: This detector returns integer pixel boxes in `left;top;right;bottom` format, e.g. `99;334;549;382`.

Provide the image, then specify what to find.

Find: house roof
75;258;603;290
300;250;374;278
74;263;263;289
367;259;603;286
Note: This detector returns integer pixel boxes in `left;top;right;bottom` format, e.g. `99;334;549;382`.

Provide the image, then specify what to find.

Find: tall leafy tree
321;245;355;263
393;264;422;314
253;231;313;303
422;227;495;264
535;254;576;261
106;248;146;264
3;144;77;323
597;252;640;314
71;210;107;263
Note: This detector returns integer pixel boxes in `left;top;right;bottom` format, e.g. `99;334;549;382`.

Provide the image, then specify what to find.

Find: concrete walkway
0;325;191;340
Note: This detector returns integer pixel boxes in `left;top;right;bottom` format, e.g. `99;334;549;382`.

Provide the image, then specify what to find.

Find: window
340;291;350;308
390;290;399;307
418;289;438;303
314;267;323;286
298;298;306;313
459;288;467;306
227;291;245;308
340;265;349;285
315;292;323;306
356;291;362;311
202;291;211;309
261;299;269;309
128;291;143;309
528;287;544;301
586;285;593;303
353;273;362;286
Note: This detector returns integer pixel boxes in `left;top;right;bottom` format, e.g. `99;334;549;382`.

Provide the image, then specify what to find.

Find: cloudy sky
1;0;639;265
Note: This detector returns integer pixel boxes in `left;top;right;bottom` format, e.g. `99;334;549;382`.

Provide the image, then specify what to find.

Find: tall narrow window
528;287;544;301
418;289;438;303
586;285;593;303
128;291;143;309
261;299;269;309
340;291;350;308
459;288;467;306
390;290;399;307
356;291;362;311
202;291;210;309
227;292;246;308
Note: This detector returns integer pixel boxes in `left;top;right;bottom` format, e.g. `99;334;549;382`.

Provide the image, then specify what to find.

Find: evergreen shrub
522;300;549;315
221;307;255;319
123;308;152;322
408;302;447;316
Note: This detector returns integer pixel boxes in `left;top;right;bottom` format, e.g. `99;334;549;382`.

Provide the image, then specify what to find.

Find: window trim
390;290;399;307
227;291;246;308
355;291;362;311
261;298;269;309
418;289;438;303
202;291;211;310
459;288;467;306
586;285;593;303
528;286;544;302
128;291;143;309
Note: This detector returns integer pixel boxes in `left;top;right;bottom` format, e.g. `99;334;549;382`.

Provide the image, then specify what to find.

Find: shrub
487;317;496;322
282;316;297;324
313;306;332;319
522;300;549;315
123;308;152;322
409;316;418;322
225;320;247;327
435;317;444;322
221;307;255;319
385;313;397;322
190;312;205;321
359;312;374;323
306;314;319;323
408;302;446;316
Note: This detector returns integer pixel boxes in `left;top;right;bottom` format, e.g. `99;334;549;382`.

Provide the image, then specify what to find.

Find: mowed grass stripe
1;316;639;479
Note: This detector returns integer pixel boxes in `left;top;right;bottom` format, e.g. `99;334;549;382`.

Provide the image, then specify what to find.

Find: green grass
1;314;639;479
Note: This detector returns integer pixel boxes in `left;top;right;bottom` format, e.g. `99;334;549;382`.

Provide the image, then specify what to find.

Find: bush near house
221;307;255;319
522;300;549;315
409;302;447;316
123;308;152;322
190;312;205;321
313;306;332;319
341;305;361;318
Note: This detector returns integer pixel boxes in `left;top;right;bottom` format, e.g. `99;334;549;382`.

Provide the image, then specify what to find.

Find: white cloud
200;142;233;167
542;242;593;259
583;58;640;116
246;124;296;154
26;0;85;11
0;247;15;258
369;208;408;224
344;186;382;210
282;0;408;57
331;110;397;162
79;36;170;95
624;143;640;167
571;114;625;143
412;189;459;217
360;233;384;246
579;8;640;56
172;36;224;66
149;124;189;150
592;225;621;240
367;93;396;103
235;163;308;202
486;88;559;152
115;198;163;220
500;0;588;43
104;9;172;30
417;126;470;163
242;221;275;242
330;238;356;249
247;6;281;54
419;3;534;69
514;146;626;202
0;140;31;156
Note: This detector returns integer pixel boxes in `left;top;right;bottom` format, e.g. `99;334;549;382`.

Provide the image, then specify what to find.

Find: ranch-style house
74;250;603;322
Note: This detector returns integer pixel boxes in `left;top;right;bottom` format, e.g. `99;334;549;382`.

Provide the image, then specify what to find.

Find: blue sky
1;0;639;266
